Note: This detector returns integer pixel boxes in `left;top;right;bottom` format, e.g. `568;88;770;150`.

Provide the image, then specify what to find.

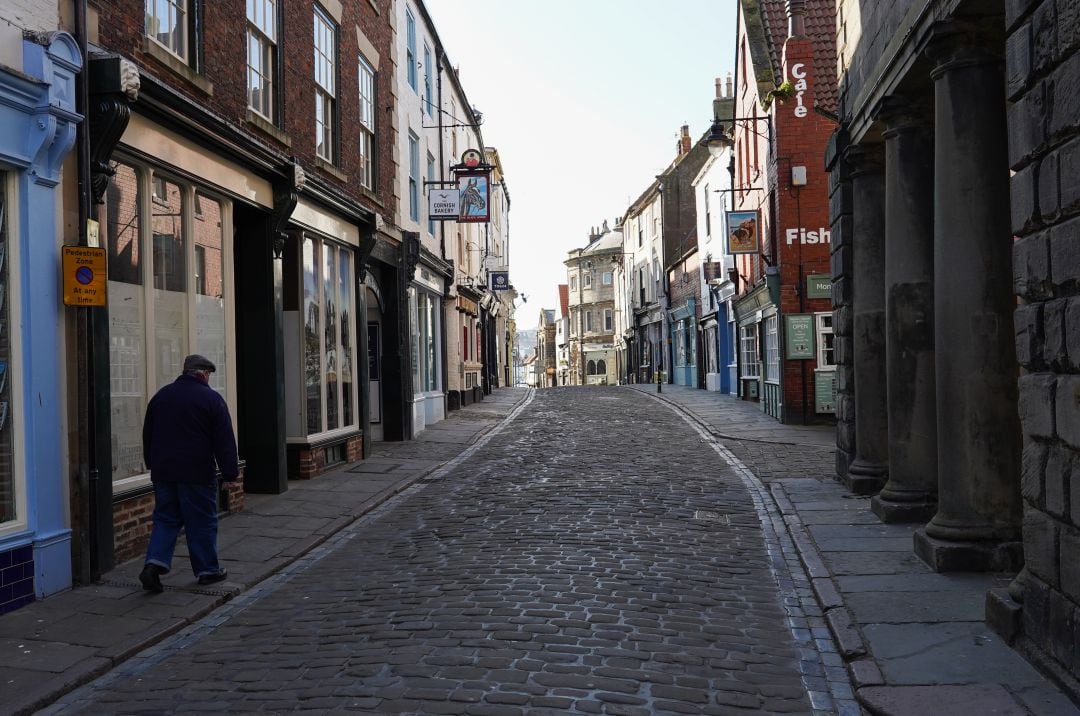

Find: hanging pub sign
428;188;460;220
456;170;490;223
490;271;510;291
725;210;760;255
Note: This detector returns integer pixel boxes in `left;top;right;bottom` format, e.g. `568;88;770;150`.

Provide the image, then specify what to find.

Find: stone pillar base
985;588;1021;645
871;496;936;524
844;461;888;495
913;529;1024;573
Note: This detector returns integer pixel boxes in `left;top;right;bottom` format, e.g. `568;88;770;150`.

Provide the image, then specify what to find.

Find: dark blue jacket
142;374;240;484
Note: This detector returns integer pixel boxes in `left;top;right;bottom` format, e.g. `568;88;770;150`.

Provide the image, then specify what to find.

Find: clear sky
424;1;736;331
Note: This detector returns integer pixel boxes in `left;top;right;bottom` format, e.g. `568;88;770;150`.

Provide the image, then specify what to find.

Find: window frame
406;8;417;92
602;271;613;286
358;53;376;189
426;152;436;234
604;308;613;332
313;4;338;164
246;0;278;122
146;0;196;65
763;315;780;383
815;312;836;369
408;131;420;222
740;324;760;379
423;42;433;116
103;159;236;495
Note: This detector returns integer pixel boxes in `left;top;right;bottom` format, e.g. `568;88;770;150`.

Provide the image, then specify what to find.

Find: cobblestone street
47;388;841;715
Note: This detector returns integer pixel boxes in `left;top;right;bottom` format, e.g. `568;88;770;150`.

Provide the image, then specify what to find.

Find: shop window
763;315;779;382
302;235;357;436
104;163;232;491
597;359;606;374
587;360;597;375
740;324;760;378
411;289;438;392
816;313;836;369
0;176;16;528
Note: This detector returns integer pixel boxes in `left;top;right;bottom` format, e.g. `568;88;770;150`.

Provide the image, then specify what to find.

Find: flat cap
182;354;217;373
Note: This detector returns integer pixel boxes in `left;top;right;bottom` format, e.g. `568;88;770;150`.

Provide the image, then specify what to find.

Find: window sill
142;38;213;95
314;156;348;182
245;110;291;147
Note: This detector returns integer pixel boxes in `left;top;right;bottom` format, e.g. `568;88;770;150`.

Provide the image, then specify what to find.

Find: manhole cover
694;510;731;524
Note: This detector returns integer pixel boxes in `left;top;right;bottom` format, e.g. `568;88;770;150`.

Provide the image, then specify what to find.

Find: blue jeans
145;481;220;578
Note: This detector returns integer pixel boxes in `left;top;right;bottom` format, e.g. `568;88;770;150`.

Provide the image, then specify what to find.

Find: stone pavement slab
625;383;1080;715
0;388;529;716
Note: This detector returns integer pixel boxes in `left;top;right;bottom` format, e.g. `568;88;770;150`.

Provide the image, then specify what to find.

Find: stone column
844;145;889;494
913;30;1023;572
871;100;938;523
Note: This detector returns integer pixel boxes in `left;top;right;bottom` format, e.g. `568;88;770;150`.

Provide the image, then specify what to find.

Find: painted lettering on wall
785;227;831;245
791;63;809;118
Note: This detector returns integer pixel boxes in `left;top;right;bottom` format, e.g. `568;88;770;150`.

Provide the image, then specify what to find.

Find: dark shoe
139;564;164;593
197;569;228;586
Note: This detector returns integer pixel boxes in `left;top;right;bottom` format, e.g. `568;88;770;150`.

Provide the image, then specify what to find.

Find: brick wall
288;434;363;480
1006;0;1080;689
0;544;34;615
92;0;397;224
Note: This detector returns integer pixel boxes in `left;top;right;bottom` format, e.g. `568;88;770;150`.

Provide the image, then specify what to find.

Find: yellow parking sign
62;246;107;307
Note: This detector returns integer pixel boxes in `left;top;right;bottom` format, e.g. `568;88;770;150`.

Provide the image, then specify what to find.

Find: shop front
668;298;698;387
0;32;82;611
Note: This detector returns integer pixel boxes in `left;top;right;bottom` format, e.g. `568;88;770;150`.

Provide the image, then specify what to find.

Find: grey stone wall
826;131;855;479
1007;0;1080;687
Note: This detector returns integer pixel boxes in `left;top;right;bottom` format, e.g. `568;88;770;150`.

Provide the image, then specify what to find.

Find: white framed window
313;5;337;163
313;6;336;164
704;184;711;236
301;235;358;436
146;0;190;62
602;271;613;286
408;131;420;221
247;0;276;120
103;162;235;492
740;324;760;378
763;315;779;382
584;271;592;288
358;54;375;189
570;275;576;291
604;308;613;332
816;312;836;369
406;8;417;92
423;43;433;116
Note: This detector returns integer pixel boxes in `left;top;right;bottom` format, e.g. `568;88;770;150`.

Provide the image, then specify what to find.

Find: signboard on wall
725;210;759;255
784;314;815;359
815;369;837;413
490;271;510;290
62;246;107;307
806;273;832;299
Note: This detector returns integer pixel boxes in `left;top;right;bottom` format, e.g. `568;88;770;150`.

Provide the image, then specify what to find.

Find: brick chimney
679;124;692;155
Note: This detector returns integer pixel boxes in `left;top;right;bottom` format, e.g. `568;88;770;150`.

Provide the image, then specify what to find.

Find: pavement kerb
624;384;833;448
7;388;534;716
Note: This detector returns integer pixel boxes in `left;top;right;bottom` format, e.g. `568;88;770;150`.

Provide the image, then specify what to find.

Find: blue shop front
0;33;83;613
668;298;698;387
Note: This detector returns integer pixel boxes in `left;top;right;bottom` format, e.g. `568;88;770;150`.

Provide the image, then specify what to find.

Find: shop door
368;321;382;425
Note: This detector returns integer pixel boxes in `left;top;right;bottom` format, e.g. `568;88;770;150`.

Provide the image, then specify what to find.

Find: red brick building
80;0;400;573
729;0;836;424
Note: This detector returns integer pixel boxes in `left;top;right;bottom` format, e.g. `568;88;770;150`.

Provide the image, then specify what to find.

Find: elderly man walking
139;354;239;593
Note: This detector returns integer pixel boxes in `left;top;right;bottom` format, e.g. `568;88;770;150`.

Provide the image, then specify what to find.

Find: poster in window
456;170;490;223
784;314;815;359
725;210;760;255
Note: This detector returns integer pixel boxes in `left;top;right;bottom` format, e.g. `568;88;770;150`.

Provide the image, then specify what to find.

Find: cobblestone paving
52;388;823;715
722;442;835;484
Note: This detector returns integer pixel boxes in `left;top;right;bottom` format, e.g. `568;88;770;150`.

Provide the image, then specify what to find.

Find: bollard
656;369;662;394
